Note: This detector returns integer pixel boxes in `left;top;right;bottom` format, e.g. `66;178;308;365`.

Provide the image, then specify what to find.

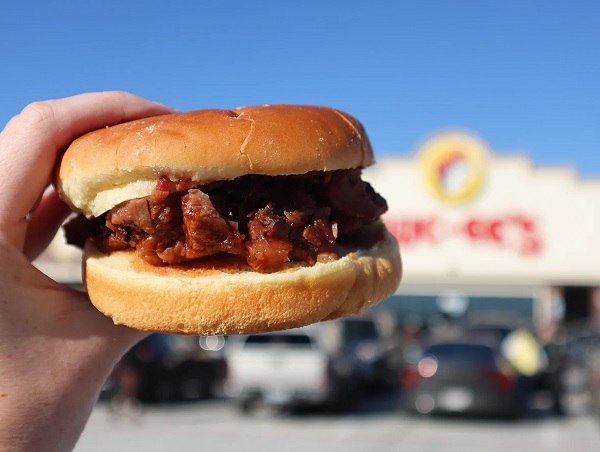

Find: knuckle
17;100;57;129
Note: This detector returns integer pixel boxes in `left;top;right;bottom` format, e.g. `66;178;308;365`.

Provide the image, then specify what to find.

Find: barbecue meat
64;169;387;273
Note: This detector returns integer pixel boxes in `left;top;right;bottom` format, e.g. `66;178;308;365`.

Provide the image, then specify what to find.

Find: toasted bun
83;222;401;335
57;105;374;218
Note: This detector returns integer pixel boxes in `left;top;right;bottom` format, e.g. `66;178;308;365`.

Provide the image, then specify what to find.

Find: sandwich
56;105;401;335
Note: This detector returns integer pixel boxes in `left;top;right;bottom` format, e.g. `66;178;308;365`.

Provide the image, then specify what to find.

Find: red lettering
386;214;543;256
414;219;436;242
466;219;485;239
465;219;502;243
385;218;437;245
509;215;543;255
489;220;503;243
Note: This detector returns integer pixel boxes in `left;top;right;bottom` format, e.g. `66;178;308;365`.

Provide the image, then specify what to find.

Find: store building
364;131;600;335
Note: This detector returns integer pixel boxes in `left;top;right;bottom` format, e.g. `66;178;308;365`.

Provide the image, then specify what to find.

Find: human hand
0;91;175;452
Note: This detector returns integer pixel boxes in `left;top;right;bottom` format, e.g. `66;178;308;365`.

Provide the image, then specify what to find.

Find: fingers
23;187;72;260
0;91;175;249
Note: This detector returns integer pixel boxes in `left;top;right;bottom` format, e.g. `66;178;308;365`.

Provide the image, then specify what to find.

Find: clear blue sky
1;1;599;176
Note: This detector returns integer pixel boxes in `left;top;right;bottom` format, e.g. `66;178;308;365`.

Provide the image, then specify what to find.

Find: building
364;131;600;336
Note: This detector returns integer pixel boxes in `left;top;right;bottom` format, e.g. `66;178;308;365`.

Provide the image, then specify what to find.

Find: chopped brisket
181;189;244;259
64;169;387;273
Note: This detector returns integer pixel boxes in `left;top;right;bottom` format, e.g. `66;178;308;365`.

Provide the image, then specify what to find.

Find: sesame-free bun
58;105;374;218
57;104;401;335
83;221;401;335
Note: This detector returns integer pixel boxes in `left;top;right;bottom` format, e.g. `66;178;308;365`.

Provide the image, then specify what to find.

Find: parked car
401;339;523;418
223;325;356;413
222;315;399;413
101;334;226;403
337;317;400;391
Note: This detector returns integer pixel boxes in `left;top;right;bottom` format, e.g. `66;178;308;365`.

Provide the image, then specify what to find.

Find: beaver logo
419;132;488;204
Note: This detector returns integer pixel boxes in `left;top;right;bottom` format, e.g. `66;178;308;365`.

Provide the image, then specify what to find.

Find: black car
401;340;522;417
338;317;399;391
102;334;226;403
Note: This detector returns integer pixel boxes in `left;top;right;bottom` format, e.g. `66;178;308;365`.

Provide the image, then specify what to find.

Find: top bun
57;105;375;218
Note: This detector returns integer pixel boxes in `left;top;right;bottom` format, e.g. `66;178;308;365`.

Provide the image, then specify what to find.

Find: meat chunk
246;206;294;272
181;189;244;259
109;198;153;234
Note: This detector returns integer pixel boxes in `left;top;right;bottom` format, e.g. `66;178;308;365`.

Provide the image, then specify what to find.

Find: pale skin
0;91;176;451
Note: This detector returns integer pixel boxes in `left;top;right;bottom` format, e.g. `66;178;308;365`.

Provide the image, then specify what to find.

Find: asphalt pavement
75;393;600;452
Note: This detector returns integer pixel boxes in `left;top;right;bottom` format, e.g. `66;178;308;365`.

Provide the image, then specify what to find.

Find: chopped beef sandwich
56;105;401;335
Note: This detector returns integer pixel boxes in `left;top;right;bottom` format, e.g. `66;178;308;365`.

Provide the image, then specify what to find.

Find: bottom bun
83;222;401;335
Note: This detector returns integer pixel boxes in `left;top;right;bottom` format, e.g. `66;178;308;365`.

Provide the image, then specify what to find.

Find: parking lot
75;392;600;452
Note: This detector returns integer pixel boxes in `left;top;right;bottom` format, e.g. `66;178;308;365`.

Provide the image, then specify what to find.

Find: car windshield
342;320;378;341
244;333;313;348
424;343;497;367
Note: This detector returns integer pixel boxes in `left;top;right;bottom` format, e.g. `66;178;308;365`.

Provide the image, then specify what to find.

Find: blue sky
1;1;599;176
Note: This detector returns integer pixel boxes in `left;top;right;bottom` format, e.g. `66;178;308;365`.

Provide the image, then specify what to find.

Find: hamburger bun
58;105;374;218
57;105;402;335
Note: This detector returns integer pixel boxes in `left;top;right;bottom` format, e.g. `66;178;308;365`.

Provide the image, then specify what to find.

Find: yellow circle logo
419;132;488;204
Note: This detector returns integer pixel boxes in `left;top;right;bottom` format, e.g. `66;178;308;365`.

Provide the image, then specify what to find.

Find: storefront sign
419;132;488;204
385;213;543;256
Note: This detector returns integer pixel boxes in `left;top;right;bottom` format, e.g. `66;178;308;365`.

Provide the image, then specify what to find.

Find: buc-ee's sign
385;132;544;257
385;215;543;257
